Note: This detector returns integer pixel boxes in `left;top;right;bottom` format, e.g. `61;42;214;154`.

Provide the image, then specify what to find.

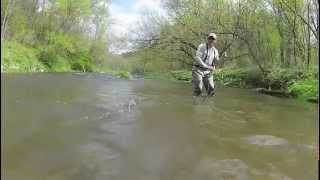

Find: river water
1;73;318;180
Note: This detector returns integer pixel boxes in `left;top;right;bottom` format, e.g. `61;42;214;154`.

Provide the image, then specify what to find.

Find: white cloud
133;0;162;12
108;0;166;54
108;4;139;36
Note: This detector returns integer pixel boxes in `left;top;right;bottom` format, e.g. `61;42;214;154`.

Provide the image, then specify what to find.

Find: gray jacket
193;43;219;73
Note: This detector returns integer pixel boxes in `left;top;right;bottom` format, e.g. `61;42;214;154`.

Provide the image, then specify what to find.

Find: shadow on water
1;73;318;180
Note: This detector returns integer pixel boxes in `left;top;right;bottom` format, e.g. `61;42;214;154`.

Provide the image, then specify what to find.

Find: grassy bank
154;68;318;103
1;41;48;72
1;41;135;81
1;40;96;73
2;41;317;102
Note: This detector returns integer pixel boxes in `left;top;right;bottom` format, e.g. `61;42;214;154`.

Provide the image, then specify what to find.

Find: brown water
1;73;318;180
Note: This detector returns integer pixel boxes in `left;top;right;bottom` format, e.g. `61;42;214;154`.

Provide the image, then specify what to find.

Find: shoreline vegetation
1;40;318;103
1;0;318;103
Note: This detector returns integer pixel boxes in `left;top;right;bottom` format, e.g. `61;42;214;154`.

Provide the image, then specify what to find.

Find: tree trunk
1;0;13;41
286;38;292;66
293;0;297;65
29;0;39;29
245;41;267;75
307;2;311;68
280;44;285;65
1;13;8;40
273;5;285;66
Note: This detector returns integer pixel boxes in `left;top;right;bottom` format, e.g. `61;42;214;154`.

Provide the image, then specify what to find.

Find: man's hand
207;66;214;71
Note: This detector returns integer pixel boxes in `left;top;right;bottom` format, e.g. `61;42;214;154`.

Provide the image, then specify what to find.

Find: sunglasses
208;37;216;40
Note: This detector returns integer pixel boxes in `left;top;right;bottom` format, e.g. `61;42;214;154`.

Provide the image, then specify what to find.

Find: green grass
112;71;132;79
288;78;318;99
1;40;97;73
144;67;318;102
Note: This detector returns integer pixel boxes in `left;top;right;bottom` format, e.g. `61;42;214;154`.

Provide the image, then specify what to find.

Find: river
1;73;318;180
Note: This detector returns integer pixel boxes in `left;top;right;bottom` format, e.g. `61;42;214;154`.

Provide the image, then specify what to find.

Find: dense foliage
1;0;109;72
124;0;318;101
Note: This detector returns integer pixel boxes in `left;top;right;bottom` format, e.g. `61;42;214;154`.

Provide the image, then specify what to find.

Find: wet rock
269;171;292;180
250;166;292;180
235;110;245;114
245;135;289;146
100;112;111;120
80;116;89;121
267;163;293;180
192;158;249;180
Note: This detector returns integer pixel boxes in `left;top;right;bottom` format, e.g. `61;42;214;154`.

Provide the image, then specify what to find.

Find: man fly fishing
192;32;219;98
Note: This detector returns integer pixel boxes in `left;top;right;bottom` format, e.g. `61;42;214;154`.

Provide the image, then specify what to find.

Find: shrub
49;55;72;72
113;71;131;79
170;70;192;82
288;79;318;99
213;68;264;88
1;41;47;72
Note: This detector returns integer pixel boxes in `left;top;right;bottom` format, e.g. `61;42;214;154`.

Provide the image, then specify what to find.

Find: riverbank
2;41;318;103
166;68;318;103
97;68;318;103
1;40;99;73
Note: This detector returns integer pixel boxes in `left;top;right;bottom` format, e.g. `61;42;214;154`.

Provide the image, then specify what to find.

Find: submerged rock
193;158;249;180
193;158;293;180
245;135;289;146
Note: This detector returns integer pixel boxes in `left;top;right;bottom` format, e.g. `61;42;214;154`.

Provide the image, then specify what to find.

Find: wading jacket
193;43;219;74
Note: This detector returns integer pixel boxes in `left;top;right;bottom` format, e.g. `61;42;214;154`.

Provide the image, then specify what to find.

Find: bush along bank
167;68;318;103
1;40;96;73
1;41;137;82
1;41;48;72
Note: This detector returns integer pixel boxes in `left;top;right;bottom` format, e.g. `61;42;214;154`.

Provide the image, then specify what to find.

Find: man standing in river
192;32;219;97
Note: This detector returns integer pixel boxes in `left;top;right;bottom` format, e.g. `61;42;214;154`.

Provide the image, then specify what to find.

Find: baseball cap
208;33;217;39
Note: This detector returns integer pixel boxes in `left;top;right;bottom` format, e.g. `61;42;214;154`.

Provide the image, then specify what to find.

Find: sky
108;0;166;54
